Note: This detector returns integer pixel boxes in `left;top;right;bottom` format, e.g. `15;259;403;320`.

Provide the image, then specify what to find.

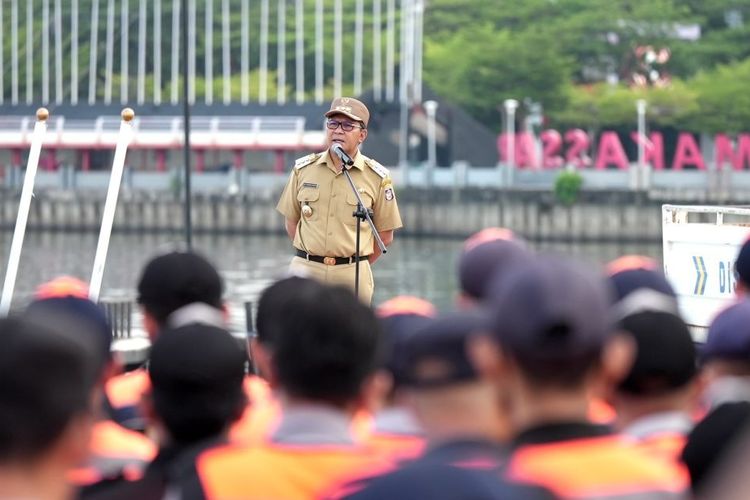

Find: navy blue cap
617;311;697;395
488;254;613;358
736;237;750;287
376;296;436;387
400;310;489;389
606;255;676;304
24;276;112;365
702;300;750;362
458;228;530;300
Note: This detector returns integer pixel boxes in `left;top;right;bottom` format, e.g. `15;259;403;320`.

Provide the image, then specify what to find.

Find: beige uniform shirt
276;150;403;257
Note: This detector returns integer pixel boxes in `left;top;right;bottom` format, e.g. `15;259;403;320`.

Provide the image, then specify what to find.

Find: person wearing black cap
474;254;688;498
276;97;403;304
0;316;99;500
105;250;242;433
135;250;227;339
83;323;247;500
333;310;554;500
612;311;698;463
23;277;157;489
194;277;393;499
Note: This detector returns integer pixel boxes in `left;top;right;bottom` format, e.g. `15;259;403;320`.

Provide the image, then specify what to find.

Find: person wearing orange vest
105;251;271;435
82;323;248;500
605;256;698;463
195;277;394;499
332;310;556;500
612;311;698;463
0;316;100;500
354;295;437;460
474;254;688;499
22;277;157;488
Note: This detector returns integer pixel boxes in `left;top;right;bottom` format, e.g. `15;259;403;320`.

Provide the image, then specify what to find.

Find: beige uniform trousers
289;256;374;304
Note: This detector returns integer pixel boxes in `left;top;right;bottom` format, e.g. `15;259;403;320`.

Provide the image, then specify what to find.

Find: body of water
0;232;662;329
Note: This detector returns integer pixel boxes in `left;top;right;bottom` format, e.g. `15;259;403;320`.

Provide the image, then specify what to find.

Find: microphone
331;143;354;167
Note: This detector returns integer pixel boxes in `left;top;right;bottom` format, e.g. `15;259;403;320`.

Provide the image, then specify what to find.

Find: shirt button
328;232;333;235
329;213;334;217
331;193;336;198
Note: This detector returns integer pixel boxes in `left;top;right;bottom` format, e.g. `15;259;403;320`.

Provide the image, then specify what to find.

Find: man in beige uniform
276;97;403;304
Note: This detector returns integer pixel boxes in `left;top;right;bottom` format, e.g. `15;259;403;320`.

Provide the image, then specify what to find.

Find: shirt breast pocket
297;188;321;221
343;190;375;226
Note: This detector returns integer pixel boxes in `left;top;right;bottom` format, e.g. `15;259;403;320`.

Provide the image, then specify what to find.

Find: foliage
681;58;750;134
424;26;571;129
2;0;749;134
554;170;584;206
552;80;699;131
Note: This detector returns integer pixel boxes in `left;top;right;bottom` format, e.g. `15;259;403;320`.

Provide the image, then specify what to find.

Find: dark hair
510;347;604;389
0;317;97;463
258;277;383;407
255;276;309;345
149;324;247;444
136;251;224;327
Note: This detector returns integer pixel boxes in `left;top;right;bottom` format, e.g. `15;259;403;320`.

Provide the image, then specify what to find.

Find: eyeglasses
326;120;363;132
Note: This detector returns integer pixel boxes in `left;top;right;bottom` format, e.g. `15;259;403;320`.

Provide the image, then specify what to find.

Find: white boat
662;205;750;341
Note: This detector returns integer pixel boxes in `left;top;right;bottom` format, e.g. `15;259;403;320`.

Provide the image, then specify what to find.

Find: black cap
149;323;245;397
148;323;246;443
401;310;489;389
458;228;530;300
617;311;696;395
488;254;613;359
137;251;224;324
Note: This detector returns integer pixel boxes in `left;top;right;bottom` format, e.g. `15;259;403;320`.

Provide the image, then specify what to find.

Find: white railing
0;115;325;150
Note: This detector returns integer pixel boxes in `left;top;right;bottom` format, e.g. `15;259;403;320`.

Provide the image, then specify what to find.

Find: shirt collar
622;411;693;440
271;404;356;446
320;148;365;172
373;407;423;436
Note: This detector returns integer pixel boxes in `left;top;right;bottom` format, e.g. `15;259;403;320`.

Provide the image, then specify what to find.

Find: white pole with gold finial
89;108;135;302
0;108;49;315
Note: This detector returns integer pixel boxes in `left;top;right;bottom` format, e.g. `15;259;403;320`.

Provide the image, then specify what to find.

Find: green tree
424;26;571;130
682;58;750;133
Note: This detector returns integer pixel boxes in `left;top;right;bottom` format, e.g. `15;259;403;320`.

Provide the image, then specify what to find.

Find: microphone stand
340;161;387;300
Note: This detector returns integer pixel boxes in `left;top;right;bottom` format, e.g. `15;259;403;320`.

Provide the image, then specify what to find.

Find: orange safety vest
365;432;426;461
507;435;688;499
68;420;157;485
105;367;150;410
635;432;687;464
197;442;393;500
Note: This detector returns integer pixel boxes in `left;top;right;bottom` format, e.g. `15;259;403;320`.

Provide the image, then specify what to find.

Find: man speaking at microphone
276;97;403;304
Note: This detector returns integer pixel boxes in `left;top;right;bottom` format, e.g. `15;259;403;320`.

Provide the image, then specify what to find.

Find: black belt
295;249;356;266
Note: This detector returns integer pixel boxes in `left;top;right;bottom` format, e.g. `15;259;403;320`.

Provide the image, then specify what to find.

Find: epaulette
294;153;320;170
365;158;389;179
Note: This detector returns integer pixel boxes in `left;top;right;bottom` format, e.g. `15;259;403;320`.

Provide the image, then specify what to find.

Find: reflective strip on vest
507;435;688;499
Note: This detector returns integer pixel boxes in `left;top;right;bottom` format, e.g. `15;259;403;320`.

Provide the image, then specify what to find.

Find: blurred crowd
4;229;750;499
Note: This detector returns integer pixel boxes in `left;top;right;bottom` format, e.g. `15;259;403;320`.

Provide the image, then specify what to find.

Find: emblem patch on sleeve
385;187;395;201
